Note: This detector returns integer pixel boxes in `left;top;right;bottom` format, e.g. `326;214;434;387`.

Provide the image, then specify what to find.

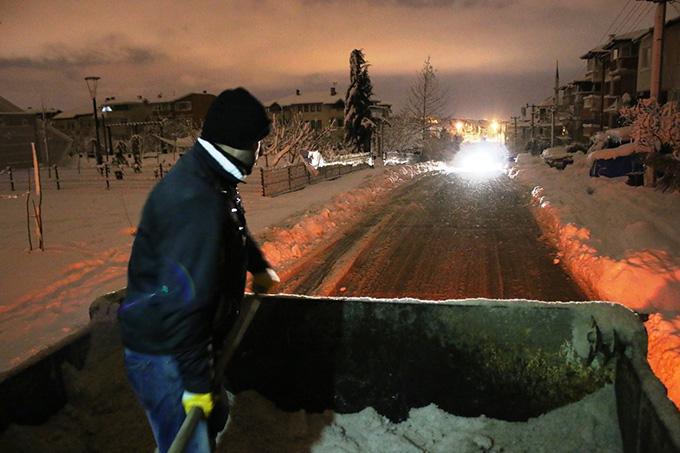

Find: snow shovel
167;294;262;453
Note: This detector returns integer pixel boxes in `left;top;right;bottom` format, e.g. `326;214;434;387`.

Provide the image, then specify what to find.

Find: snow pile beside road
512;152;680;407
220;385;621;452
259;163;437;269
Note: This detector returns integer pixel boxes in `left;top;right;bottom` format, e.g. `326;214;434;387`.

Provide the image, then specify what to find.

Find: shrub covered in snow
620;99;680;191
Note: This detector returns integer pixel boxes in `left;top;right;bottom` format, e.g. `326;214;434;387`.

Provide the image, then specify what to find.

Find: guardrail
260;162;371;197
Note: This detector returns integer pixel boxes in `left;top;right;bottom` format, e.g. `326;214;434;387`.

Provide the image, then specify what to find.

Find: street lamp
102;103;113;159
85;76;103;164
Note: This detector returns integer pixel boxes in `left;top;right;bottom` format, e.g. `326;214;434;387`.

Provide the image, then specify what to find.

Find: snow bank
512;152;680;407
220;386;621;452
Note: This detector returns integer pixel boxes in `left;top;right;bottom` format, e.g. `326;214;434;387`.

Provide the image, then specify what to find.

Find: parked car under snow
586;127;647;181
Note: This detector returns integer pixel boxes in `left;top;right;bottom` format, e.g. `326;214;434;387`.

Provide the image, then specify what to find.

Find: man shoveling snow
117;88;280;452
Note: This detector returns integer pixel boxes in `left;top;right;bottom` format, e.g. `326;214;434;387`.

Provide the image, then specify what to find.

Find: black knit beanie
201;88;271;149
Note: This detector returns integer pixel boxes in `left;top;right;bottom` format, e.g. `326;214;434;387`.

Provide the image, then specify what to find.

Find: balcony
608;57;638;75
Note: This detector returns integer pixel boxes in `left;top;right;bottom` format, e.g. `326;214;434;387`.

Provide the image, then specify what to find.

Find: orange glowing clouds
1;0;637;116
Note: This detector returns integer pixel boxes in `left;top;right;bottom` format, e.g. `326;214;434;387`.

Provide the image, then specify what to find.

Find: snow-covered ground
0;157;431;374
511;152;680;408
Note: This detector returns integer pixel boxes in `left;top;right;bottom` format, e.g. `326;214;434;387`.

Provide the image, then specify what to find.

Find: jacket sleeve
156;194;224;393
246;229;270;274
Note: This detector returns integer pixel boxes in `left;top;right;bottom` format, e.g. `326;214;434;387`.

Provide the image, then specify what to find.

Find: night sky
1;0;675;118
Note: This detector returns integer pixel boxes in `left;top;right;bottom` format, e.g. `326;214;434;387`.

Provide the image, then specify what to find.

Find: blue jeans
124;348;211;453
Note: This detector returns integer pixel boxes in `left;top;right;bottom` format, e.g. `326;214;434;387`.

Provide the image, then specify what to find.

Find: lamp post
102;100;113;159
85;76;103;165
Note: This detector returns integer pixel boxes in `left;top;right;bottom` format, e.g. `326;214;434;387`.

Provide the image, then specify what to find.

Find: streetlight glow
490;120;499;133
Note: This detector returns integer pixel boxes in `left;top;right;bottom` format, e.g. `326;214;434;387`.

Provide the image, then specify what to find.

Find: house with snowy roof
267;86;391;154
267;86;347;131
149;92;216;127
1;96;71;167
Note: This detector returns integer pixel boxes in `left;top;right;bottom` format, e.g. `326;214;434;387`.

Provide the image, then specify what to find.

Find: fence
1;161;174;193
260;162;371;197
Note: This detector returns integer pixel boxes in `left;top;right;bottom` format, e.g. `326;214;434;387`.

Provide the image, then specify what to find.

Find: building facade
636;17;680;102
267;87;346;131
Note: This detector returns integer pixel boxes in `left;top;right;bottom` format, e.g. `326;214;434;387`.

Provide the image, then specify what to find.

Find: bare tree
261;113;344;169
382;114;423;153
405;57;449;138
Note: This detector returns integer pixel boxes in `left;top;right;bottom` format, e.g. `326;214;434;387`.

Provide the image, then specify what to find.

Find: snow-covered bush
620;99;680;191
619;99;680;154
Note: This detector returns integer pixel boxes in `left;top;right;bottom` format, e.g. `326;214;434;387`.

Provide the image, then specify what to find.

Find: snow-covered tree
620;99;680;156
261;113;344;168
405;57;448;139
344;49;374;153
382;114;423;153
620;99;680;191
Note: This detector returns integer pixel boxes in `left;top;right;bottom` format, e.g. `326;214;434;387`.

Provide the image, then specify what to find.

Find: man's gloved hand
252;268;280;294
182;391;214;418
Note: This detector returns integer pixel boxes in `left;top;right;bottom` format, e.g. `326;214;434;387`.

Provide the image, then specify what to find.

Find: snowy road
282;170;586;301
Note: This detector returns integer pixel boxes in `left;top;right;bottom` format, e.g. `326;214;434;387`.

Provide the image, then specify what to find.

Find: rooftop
268;89;345;107
0;96;23;113
52;107;93;120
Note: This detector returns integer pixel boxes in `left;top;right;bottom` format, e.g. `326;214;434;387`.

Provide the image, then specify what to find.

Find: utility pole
511;115;519;150
85;76;103;165
530;104;536;140
644;0;667;187
649;0;666;100
599;52;608;131
40;97;51;178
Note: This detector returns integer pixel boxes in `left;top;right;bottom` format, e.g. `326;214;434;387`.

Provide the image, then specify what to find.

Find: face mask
215;141;261;175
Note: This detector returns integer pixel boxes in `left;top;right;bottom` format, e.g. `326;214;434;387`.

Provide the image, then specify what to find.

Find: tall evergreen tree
344;49;374;153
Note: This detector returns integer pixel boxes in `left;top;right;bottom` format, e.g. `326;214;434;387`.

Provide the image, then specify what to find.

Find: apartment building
636;16;680;102
267;86;346;130
2;96;71;167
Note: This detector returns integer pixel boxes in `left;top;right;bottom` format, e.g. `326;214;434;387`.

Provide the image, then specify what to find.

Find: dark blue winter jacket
118;142;269;393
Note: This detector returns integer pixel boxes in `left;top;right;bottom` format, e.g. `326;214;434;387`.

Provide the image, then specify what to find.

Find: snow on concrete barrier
512;153;680;409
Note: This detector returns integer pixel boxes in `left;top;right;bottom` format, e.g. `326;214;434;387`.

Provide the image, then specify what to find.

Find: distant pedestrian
118;87;280;452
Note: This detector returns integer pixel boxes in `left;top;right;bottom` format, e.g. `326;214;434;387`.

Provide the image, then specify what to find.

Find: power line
671;1;680;17
629;2;655;32
599;0;635;43
615;1;645;35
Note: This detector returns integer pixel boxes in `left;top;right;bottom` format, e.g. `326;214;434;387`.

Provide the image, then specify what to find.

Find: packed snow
219;386;621;452
511;152;680;408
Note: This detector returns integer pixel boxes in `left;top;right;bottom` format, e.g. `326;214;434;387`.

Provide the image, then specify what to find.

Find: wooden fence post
105;163;110;190
287;166;292;191
9;167;14;191
260;167;266;197
54;165;61;190
31;143;44;251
